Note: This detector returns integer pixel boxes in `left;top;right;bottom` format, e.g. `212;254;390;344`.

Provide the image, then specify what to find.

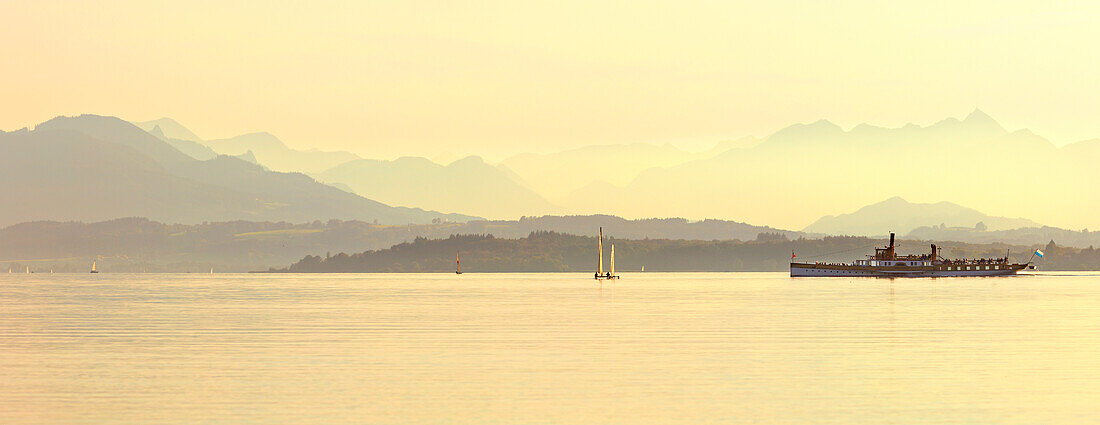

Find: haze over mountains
0;115;473;227
498;137;762;201
131;118;555;219
805;197;1040;236
203;132;359;174
562;110;1100;230
118;111;1100;232
138;118;360;173
5;110;1099;245
314;156;556;219
8;111;1100;273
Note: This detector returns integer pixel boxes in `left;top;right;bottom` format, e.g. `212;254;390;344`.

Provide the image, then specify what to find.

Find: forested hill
275;232;1100;273
0;215;803;273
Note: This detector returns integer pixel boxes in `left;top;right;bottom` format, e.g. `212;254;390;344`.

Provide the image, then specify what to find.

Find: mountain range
203;132;359;174
559;110;1100;230
9;110;1098;239
126;118;563;219
123;111;1100;233
804;197;1040;236
497;137;763;202
313;156;556;219
0;115;474;227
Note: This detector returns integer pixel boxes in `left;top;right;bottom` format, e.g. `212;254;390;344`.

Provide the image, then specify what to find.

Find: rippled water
1;272;1099;424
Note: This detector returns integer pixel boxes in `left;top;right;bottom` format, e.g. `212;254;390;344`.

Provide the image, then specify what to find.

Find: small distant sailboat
210;267;214;274
594;227;619;280
26;266;30;274
90;260;98;274
455;251;462;275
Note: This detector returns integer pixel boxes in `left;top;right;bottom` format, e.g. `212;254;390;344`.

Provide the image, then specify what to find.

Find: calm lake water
1;272;1099;424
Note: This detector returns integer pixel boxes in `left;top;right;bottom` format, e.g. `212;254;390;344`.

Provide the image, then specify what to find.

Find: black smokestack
889;232;895;248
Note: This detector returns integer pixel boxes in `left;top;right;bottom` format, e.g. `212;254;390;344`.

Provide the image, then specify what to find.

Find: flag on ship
791;251;796;259
1034;249;1044;258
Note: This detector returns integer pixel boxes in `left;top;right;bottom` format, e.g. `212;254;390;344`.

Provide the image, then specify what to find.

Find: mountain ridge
315;155;557;219
203;132;359;174
804;197;1040;236
3;115;478;226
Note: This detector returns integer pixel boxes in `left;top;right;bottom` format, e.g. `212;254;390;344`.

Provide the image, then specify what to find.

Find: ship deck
790;262;1028;277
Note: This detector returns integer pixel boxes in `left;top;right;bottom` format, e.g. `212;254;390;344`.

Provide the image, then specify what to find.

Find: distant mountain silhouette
1;115;476;226
133;117;202;141
905;224;1100;248
84;110;1100;232
699;136;763;157
204;132;359;173
561;110;1097;230
143;124;221;160
38;115;196;165
804;197;1040;236
234;150;259;165
315;156;557;219
500;143;703;201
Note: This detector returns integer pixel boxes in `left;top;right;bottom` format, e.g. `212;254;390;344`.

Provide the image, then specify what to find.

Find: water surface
2;272;1099;424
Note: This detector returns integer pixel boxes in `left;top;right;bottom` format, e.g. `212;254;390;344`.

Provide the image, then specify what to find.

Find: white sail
91;261;96;272
597;227;604;275
610;244;615;276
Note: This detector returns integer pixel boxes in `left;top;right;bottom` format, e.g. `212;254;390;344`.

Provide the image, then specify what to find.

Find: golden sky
2;1;1098;159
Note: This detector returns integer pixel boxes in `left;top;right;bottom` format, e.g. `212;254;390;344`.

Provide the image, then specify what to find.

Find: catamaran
594;227;619;280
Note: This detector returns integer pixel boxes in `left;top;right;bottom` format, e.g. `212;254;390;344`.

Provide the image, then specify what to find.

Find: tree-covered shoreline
273;232;1100;273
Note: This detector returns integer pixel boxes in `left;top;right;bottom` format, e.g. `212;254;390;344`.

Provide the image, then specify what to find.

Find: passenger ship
790;233;1031;277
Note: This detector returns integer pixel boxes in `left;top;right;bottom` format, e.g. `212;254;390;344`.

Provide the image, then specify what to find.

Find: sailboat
90;260;98;274
455;251;462;275
610;244;617;277
594;227;619;280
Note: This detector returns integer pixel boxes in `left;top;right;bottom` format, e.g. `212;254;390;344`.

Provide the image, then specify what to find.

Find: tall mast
597;227;604;275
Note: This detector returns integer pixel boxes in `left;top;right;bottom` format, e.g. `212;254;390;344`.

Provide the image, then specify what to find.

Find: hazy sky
3;1;1099;159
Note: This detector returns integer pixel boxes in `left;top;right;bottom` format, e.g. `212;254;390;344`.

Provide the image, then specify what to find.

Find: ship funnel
931;244;938;261
889;233;895;248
